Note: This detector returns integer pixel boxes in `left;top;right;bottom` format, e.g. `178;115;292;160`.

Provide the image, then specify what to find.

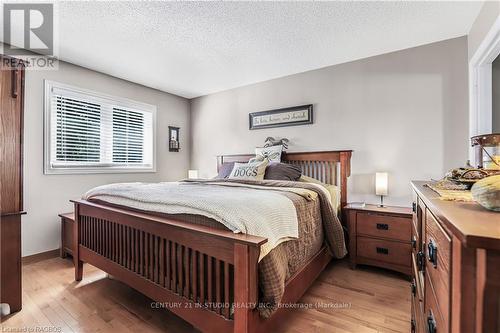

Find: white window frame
469;15;500;162
44;80;157;174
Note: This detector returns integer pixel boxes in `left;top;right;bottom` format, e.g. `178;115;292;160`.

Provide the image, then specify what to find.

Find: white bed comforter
83;181;316;260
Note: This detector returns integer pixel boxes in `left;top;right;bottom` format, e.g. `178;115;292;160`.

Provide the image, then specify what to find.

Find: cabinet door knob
417;250;425;271
427;310;437;333
411;280;416;296
411;236;417;249
427;239;438;268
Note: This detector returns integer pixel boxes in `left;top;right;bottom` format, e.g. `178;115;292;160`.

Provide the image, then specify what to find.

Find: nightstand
344;204;413;276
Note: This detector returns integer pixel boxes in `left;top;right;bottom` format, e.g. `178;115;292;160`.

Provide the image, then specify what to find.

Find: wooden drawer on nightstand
357;212;411;241
357;236;411;267
425;209;451;325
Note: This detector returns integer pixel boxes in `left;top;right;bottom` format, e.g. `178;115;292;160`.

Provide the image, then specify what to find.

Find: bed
72;150;352;333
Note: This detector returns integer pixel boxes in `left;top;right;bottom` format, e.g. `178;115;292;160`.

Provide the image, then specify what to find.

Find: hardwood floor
1;257;410;332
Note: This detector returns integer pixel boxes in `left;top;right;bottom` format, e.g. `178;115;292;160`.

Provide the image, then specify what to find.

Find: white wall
23;61;190;256
190;37;469;207
15;36;471;254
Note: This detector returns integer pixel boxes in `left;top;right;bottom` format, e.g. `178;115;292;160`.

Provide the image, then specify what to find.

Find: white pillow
255;145;282;162
229;159;269;180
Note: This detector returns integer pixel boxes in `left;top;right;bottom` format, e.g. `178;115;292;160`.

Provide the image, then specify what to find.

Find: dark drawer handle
428;239;438;268
411;319;416;333
417;250;425;271
376;247;389;255
427;310;437;333
411;280;416;296
411;236;417;249
376;223;389;230
11;69;18;98
412;202;417;213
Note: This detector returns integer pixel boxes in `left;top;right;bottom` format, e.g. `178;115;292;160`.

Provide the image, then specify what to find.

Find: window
44;80;156;174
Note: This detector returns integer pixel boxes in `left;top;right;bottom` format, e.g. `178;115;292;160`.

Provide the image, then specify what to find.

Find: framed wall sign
249;104;313;130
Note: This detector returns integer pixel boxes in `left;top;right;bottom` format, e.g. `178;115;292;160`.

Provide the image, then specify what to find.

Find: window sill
44;166;156;175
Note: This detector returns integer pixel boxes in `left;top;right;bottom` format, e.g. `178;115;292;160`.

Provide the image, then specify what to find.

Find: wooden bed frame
72;150;352;333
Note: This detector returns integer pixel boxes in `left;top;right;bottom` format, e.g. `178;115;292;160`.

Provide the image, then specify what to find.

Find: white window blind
112;108;145;164
44;81;156;174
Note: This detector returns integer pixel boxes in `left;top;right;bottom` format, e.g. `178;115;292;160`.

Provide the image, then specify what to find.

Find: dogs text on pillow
255;145;283;162
229;159;269;180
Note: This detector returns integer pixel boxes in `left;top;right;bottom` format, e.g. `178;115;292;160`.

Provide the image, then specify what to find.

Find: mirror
493;55;500;133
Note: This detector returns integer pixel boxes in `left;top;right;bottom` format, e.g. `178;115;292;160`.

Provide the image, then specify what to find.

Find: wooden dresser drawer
357;212;411;241
425;273;449;333
357;236;411;267
425;209;451;325
411;252;424;302
411;220;419;254
411;289;425;333
411;293;418;333
412;195;423;237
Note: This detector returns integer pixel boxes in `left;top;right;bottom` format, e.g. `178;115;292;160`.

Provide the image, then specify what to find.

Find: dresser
0;55;25;314
345;204;413;276
411;181;500;333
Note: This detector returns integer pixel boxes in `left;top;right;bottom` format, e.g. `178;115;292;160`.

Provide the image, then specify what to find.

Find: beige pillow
299;175;341;212
229;159;269;180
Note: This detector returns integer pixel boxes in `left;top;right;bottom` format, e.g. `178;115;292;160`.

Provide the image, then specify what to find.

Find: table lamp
376;172;388;207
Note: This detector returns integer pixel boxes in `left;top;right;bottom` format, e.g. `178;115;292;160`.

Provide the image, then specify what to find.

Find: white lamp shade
188;169;199;179
375;172;388;196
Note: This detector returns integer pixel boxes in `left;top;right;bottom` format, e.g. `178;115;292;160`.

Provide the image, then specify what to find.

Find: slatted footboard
73;200;266;333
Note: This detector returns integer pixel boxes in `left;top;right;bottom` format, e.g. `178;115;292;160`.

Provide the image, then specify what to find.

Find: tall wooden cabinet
0;55;25;314
411;181;500;333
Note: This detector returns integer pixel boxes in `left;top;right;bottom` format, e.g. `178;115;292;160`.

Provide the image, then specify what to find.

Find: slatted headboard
217;150;352;210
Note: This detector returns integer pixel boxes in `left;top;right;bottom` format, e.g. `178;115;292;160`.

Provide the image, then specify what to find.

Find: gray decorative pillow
215;162;235;179
229;160;269;180
255;145;282;162
264;162;302;181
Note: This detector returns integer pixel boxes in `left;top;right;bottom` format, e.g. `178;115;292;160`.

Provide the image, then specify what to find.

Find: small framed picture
168;126;180;152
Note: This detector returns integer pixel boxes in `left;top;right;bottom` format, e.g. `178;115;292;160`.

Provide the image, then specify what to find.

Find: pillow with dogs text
229;159;269;180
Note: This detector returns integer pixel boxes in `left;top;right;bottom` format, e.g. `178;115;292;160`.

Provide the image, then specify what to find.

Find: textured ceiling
3;1;483;98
